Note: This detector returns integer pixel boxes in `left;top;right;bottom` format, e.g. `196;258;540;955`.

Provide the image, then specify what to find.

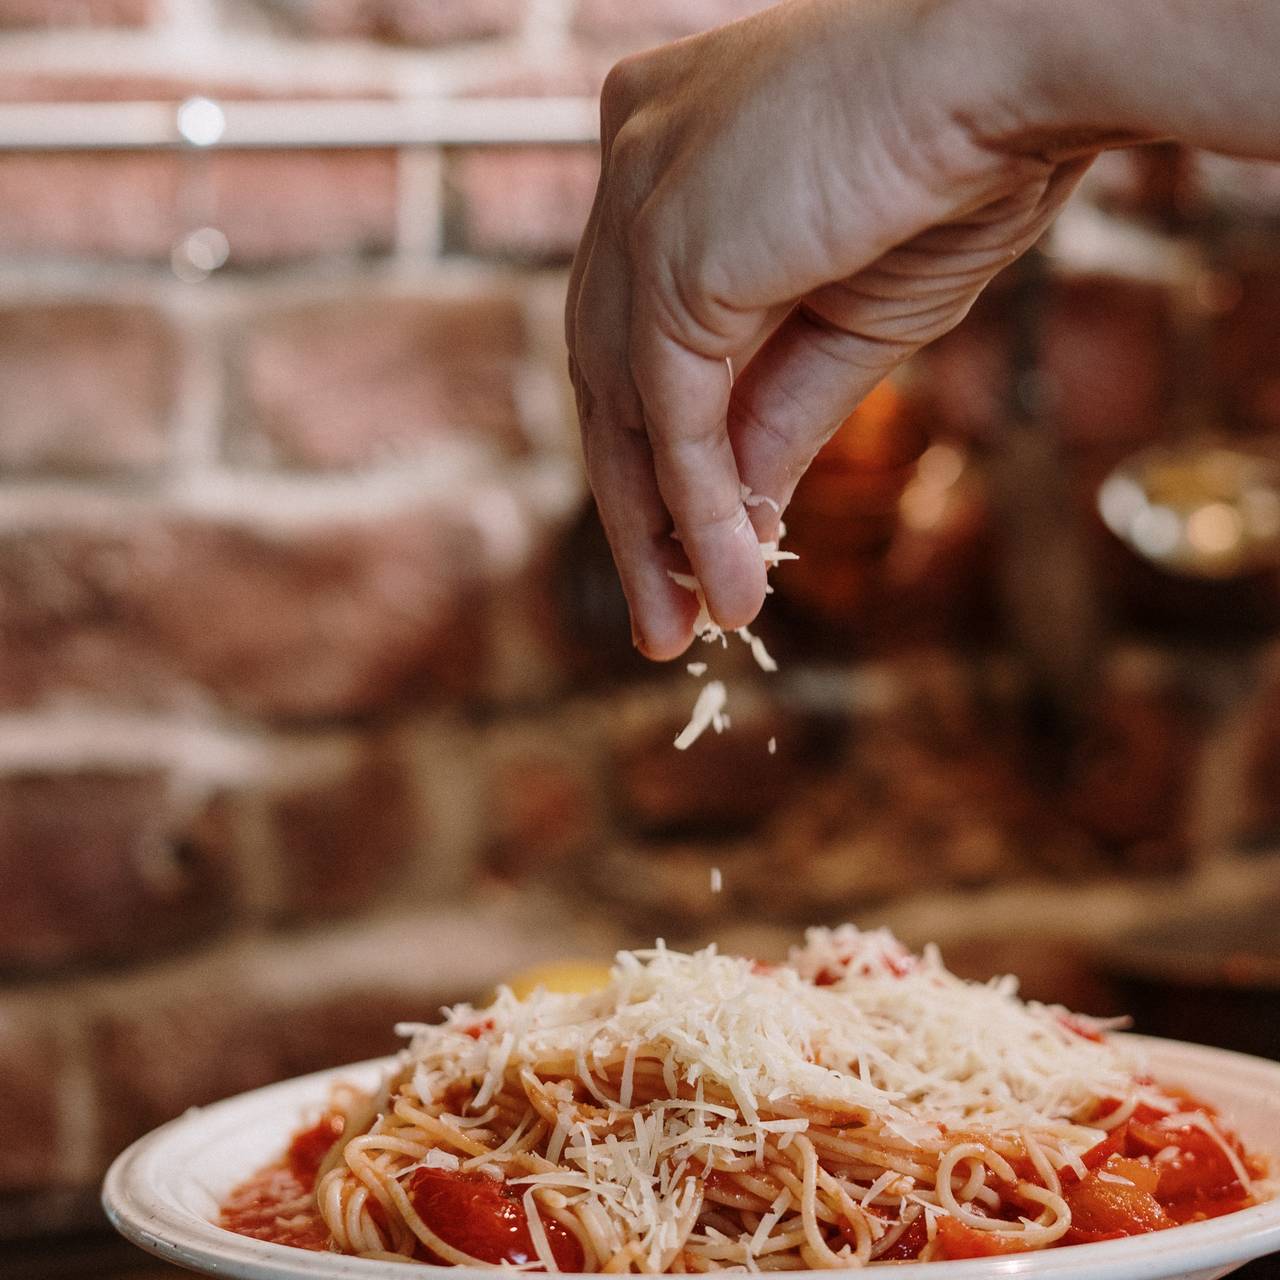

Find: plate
103;1035;1280;1279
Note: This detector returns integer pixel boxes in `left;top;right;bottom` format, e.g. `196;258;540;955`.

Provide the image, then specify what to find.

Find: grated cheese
668;491;796;750
674;681;728;751
394;926;1149;1269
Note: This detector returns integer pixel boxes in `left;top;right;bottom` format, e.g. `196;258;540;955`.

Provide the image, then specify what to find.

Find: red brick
447;147;599;263
273;988;436;1077
244;0;524;44
0;771;232;974
0;303;175;474
0;149;396;265
0;1007;63;1192
90;983;285;1160
572;0;774;42
484;732;598;879
268;745;416;921
0;0;151;26
0;510;484;719
230;295;528;468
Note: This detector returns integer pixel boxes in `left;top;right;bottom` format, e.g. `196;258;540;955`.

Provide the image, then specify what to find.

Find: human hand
565;0;1093;659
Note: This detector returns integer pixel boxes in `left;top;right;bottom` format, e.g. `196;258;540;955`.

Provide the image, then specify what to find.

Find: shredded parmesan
674;681;728;751
391;926;1158;1266
669;491;795;749
709;867;723;895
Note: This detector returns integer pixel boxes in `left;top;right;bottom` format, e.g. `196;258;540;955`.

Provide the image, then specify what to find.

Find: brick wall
2;0;1280;1236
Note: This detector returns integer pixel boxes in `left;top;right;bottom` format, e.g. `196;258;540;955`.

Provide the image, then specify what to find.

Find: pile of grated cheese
394;927;1140;1268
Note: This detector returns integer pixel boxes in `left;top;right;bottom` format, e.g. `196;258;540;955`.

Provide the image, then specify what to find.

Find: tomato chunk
936;1217;1033;1260
408;1167;583;1271
1064;1155;1169;1244
873;1214;929;1260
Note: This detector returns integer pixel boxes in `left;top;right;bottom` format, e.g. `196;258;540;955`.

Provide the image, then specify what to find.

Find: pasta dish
221;926;1269;1269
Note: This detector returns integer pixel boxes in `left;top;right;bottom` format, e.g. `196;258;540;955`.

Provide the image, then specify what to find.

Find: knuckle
600;54;647;133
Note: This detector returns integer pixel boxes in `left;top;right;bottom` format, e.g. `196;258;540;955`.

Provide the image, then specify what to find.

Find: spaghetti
221;926;1269;1269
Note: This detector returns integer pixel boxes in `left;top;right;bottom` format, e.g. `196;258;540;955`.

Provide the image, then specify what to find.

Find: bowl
103;1035;1280;1280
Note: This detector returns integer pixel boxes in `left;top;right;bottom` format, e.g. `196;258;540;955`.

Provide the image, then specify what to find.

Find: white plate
103;1035;1280;1280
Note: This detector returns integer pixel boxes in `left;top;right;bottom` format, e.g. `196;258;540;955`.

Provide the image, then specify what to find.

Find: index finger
628;290;768;632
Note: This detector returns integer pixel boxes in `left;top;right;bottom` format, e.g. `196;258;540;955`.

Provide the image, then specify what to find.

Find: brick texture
0;1008;64;1193
483;729;597;880
266;745;417;920
572;0;775;42
447;147;599;264
245;0;525;45
0;150;396;265
0;510;483;719
0;771;231;974
608;694;812;837
0;0;152;26
229;295;528;468
0;303;175;474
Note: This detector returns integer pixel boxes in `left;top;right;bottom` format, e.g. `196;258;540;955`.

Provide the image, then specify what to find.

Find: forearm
963;0;1280;162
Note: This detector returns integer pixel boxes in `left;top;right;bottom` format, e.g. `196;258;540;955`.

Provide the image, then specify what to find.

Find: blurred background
1;1;1279;1276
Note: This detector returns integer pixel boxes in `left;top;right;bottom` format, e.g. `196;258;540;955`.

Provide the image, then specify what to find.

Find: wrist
928;0;1155;161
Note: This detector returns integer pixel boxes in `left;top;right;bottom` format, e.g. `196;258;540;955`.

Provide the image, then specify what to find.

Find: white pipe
0;96;600;151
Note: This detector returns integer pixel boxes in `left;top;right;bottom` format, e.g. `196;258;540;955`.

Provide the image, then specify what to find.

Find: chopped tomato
935;1217;1032;1260
1151;1128;1243;1203
872;1214;929;1261
1063;1154;1169;1244
407;1167;583;1271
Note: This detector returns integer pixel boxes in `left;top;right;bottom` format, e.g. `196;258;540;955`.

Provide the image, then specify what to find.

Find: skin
565;0;1280;659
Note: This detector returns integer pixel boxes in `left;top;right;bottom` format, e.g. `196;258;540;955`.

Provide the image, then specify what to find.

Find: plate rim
103;1034;1280;1280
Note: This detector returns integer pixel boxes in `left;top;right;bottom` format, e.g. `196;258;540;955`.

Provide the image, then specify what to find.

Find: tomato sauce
220;1119;583;1270
931;1098;1263;1261
407;1167;583;1269
220;1093;1264;1267
219;1116;342;1252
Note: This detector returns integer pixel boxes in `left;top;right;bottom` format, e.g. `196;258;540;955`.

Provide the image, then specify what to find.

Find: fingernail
630;616;645;652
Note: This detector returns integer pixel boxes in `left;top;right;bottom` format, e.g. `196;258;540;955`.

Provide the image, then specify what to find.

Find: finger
575;223;699;658
731;161;1093;538
583;414;700;660
629;285;768;632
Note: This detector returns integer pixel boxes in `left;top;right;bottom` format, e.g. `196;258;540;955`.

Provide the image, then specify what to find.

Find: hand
566;0;1092;659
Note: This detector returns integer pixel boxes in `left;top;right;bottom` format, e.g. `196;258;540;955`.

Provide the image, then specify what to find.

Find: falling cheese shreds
674;680;728;750
709;867;723;894
393;926;1165;1270
767;737;777;755
669;490;794;752
736;625;777;673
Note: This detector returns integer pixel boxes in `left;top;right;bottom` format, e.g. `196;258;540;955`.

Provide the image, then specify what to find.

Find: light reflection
1097;446;1280;578
176;96;226;148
